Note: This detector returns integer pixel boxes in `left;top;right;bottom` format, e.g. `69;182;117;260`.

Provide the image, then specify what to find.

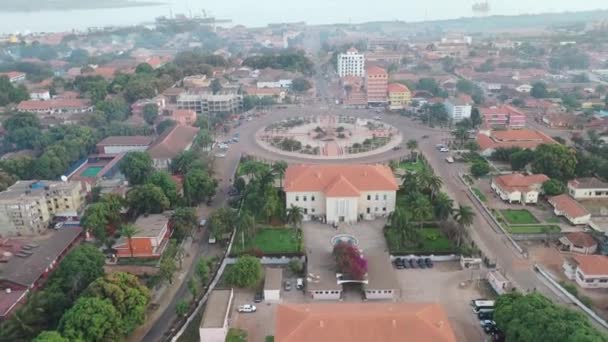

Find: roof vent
392;319;397;328
319;320;324;328
315;172;321;179
5;288;11;294
437;320;444;328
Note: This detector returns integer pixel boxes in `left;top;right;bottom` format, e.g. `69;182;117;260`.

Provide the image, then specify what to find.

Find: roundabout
255;114;402;160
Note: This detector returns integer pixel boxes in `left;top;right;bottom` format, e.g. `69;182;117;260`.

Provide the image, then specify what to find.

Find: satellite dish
60;175;68;182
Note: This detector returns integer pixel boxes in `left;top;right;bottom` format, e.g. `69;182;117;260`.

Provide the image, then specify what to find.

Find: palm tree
452;126;468;147
389;208;417;246
237;210;256;239
401;171;423;193
433;192;454;221
408;193;433;229
120;224;139;258
286;204;304;228
453;205;476;247
273;161;288;188
406;139;418;161
418;168;443;199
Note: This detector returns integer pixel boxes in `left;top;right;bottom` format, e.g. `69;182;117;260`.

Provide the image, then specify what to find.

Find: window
383;207;386;212
311;208;315;213
383;194;387;200
311;195;315;201
367;195;371;200
375;207;379;212
375;194;379;200
599;279;608;283
303;196;307;201
366;208;370;214
295;196;299;201
304;208;308;214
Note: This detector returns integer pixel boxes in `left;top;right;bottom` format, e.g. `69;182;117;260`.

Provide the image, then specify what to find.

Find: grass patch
117;257;159;266
472;187;487;202
507;225;560;234
231;227;303;255
546;217;561;224
386;227;455;254
398;159;426;173
500;209;539;225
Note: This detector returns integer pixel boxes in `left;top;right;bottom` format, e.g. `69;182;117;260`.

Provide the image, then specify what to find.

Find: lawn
500;209;539;225
507;225;561;234
472;187;487;202
231;227;303;255
386;227;455;254
398;159;426;173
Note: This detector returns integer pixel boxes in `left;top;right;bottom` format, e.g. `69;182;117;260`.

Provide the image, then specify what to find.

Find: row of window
295;194;388;201
578;271;608;283
294;195;315;202
366;290;393;294
367;207;387;213
367;194;388;201
313;290;341;294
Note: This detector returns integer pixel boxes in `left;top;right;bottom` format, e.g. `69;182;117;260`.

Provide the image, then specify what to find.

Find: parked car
254;292;264;303
392;146;402;151
445;156;454;163
296;278;304;290
394;258;405;269
478;311;493;320
409;258;417;268
424;258;433;268
237;304;257;313
417;258;427;269
284;280;292;291
439;147;450;152
215;153;226;158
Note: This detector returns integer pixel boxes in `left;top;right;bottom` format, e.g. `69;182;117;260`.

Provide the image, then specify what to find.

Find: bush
226;256;263;288
560;281;578;297
471;161;490;177
288;259;303;275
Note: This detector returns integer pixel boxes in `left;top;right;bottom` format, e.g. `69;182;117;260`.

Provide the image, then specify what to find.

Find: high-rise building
444;95;473;122
366;66;388;105
337;48;365;78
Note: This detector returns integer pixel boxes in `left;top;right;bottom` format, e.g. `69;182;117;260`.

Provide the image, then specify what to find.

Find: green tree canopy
127;183;170;215
119;152;153;185
171;207;198;241
183;169;217;205
34;331;69;342
542;179;566;196
50;245;105;301
148;170;179;206
531;144;577;181
226;256;263;288
470;160;490;177
143;103;159;125
59;297;123;342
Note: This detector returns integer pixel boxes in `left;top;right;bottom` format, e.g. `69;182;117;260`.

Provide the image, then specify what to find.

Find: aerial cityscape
2;1;608;342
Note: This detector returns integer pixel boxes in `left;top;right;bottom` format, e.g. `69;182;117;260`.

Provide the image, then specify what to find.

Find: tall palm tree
452;126;468;147
406;139;418;161
433;192;454;221
453;205;476;247
418;168;443;199
400;171;422;192
120;224;139;258
389;207;417;246
408;193;433;229
237;210;256;239
272;161;288;188
286;204;304;228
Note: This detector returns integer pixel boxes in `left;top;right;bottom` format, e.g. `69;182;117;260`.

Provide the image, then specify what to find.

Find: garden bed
472;187;487;202
507;225;560;234
500;209;539;225
231;227;303;256
386;227;456;254
398;159;425;173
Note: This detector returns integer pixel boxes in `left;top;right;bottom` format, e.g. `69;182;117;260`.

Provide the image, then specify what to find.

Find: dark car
417;258;427;269
425;258;434;268
394;258;405;269
478;311;493;320
254;292;264;303
409;258;417;268
392;146;402;151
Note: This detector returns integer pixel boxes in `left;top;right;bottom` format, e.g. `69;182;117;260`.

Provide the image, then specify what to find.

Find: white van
296;278;304;290
445;156;454;163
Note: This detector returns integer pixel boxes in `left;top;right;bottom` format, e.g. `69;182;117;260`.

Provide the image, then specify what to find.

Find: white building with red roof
0;71;26;83
284;164;399;224
477;129;557;157
548;194;591;225
16;99;93;116
563;255;608;289
481;105;526;129
559;232;598;255
491;173;549;204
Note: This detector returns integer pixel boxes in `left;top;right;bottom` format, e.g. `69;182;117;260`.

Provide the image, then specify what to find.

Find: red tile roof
97;136;154;146
17;99;91;111
494;173;549;193
284;164;398;195
275;303;457;342
481;105;526;117
549;194;590;219
245;87;284;96
477;129;557;151
0;71;25;80
565;232;597;248
574;255;608;275
387;83;411;94
366;66;388;76
147;125;200;159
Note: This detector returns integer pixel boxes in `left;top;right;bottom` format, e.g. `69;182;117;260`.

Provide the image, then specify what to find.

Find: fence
225;255;305;265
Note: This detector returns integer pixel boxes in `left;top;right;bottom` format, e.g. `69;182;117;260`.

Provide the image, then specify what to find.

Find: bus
471;299;495;313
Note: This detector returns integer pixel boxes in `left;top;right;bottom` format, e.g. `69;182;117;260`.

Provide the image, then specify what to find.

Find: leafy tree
156;119;176;134
50;245;105;302
124;74;157;102
542;179;566;196
34;331;69;342
208;208;236;240
143;103;158;125
291;77;312;92
67;48;89;65
171;207;198;241
531;82;549;98
389;207;417;246
159;250;178;284
286;204;304;228
119;152;153;185
195;257;210;284
0;291;66;341
127;184;170;215
470;161;490;177
470;107;482;127
119;224;139;258
0;170;16;191
148;170;179;206
95;97;130;122
183;169;217;205
406;139;418;161
175;299;189;316
510;149;534;171
59;297;122;342
456;79;475;94
272;161;288;188
171;150;206;174
226;256;263;288
81;202;112;244
210;78;222;94
85;272;150;334
333;242;368;280
531;144;577;181
226;328;248;342
135;63;154;74
0;76;30;106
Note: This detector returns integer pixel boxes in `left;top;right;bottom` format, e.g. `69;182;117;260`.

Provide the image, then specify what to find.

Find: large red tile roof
477;129;557;151
97;136;154;146
494;173;549;193
366;66;388;76
481;105;526;117
549;194;590;219
388;83;411;94
284;164;398;195
574;255;608;275
565;232;597;248
147;125;199;159
17;99;91;111
275;303;457;342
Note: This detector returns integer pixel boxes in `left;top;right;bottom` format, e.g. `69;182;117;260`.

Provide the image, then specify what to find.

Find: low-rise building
549;194;591;225
563;255;608;289
0;71;26;83
113;213;172;258
444;96;472;122
0;180;86;236
29;90;51;101
491;173;549;204
264;267;282;302
131;97;166;116
559;232;598;255
341;76;367;107
275;303;457;342
170;109;197;126
147;125;200;170
199;289;234;342
477;129;557;157
364;252;399;300
96;136;154;155
16;99;93;115
284;164;399;224
177;93;243;115
481;105;526;129
568;177;608;200
244;86;286;102
487;269;511;295
387;83;412;110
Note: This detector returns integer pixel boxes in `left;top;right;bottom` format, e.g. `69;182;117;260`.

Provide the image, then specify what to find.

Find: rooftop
481;105;526;117
264;267;282;291
573;255;608;275
284;164;398;195
306;250;341;292
565;232;597;248
477;129;556;151
365;252;399;290
366;66;388;76
549;194;590;219
147;125;200;160
0;180;82;202
494;173;549;193
17;99;91;111
97;136;154;146
275;303;457;342
568;177;608;190
387;83;411;93
0;227;82;287
200;289;232;328
133;214;170;238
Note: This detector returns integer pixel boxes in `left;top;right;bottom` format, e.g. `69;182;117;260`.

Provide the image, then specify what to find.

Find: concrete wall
199;327;228;342
310;290;341;300
365;289;395;300
569;187;608;200
326;197;359;224
103;145;148;155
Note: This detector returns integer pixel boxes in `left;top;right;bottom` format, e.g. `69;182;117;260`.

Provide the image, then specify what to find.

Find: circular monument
330;234;359;247
255;115;402;160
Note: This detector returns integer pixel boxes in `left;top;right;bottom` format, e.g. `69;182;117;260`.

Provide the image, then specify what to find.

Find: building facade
548;194;591;225
113;214;172;258
147;125;200;170
481;105;526;129
337;48;365;77
491;173;549;204
568;177;608;200
444;97;472;122
387;83;412;110
563;255;608;289
0;180;85;236
96;136;153;155
177;93;243;115
366;66;388;105
284;164;398;224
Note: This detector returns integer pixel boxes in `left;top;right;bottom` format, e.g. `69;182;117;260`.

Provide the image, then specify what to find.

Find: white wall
103;145;149;155
285;191;325;219
569;187;608;200
199;327;228;342
364;289;395;300
264;289;280;302
358;191;396;219
326;197;359;224
575;269;608;289
310;290;341;300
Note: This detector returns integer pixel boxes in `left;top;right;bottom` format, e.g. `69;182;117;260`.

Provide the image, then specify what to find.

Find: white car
445;156;454;163
238;304;257;313
439;147;450;152
215;153;226;158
